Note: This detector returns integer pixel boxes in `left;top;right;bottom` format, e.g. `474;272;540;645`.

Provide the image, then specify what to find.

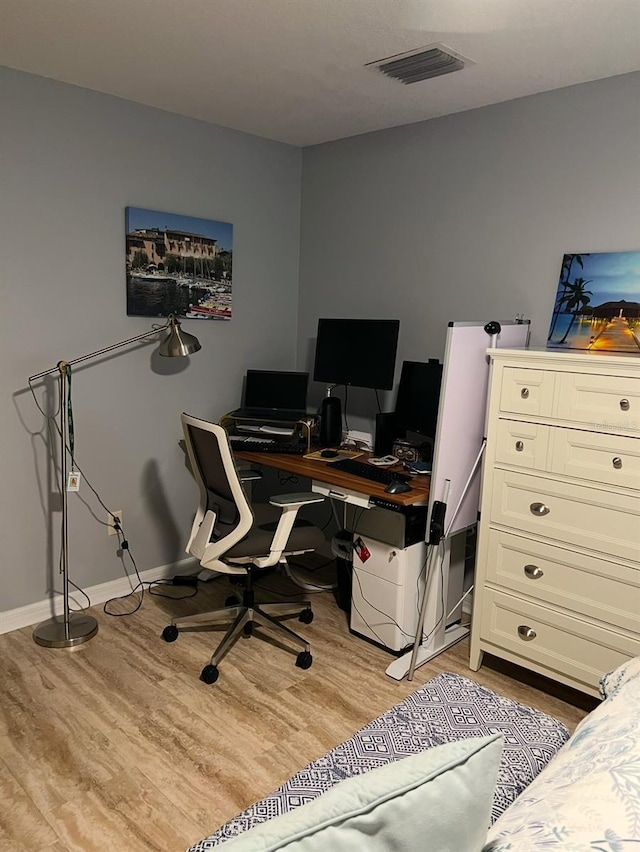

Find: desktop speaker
319;396;342;447
374;412;402;456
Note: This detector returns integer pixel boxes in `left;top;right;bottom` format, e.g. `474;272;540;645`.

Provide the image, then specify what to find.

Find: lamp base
33;614;99;648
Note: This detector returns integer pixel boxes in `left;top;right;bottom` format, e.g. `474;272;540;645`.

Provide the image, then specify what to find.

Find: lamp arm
28;314;199;649
28;318;173;382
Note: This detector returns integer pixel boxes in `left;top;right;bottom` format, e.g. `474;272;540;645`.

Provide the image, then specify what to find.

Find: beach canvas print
547;251;640;352
126;207;233;320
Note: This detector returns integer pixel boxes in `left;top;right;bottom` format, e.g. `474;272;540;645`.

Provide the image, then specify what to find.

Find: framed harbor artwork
547;251;640;352
125;207;233;320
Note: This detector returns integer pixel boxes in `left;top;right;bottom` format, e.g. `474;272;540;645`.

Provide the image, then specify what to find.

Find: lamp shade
159;316;202;357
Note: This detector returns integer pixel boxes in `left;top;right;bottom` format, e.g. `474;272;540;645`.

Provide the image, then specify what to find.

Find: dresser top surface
488;347;640;370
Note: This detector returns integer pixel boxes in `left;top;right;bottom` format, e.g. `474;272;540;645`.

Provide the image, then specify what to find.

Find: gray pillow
218;734;503;851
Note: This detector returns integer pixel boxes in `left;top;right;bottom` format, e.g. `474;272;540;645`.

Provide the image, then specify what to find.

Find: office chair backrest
181;413;254;563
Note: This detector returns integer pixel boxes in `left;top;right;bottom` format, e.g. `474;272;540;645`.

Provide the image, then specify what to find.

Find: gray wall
1;67;302;612
3;68;639;616
298;73;640;428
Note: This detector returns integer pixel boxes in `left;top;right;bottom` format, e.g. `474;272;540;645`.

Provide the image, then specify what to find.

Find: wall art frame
547;250;640;352
126;206;233;320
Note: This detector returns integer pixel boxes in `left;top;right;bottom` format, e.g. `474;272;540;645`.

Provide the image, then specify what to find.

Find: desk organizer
220;412;315;452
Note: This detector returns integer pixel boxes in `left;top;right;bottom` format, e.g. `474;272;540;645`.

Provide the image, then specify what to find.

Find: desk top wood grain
234;450;430;507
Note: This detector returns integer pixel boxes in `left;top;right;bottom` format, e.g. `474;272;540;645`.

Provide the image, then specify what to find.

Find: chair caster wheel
162;625;178;642
296;651;313;670
243;622;253;636
200;664;219;684
225;595;240;606
298;608;314;624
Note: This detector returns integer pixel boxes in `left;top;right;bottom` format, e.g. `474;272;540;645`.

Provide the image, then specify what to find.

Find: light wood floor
0;566;597;852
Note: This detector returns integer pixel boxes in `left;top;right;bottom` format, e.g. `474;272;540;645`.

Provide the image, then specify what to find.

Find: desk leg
385;534;469;681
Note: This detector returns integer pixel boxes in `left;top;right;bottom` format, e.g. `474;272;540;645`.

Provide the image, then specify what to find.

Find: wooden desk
234;448;465;679
234;450;430;507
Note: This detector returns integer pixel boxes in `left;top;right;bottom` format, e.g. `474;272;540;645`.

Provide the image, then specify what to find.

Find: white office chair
162;413;326;685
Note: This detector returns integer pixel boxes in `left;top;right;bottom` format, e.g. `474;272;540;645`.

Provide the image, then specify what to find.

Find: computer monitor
394;359;443;439
313;318;400;390
243;370;308;414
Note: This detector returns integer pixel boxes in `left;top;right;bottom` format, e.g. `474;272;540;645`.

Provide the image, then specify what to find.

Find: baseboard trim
1;558;198;635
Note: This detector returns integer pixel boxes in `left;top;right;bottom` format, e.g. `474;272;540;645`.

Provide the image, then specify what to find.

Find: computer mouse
384;479;412;495
320;449;339;459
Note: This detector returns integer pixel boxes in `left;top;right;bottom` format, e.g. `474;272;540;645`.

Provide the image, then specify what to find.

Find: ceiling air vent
370;44;469;84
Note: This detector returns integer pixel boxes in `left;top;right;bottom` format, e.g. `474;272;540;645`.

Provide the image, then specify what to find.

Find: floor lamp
28;315;201;649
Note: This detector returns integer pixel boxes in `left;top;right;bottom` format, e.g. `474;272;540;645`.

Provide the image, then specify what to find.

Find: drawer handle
520;388;530;399
524;564;544;580
620;399;630;411
530;502;550;516
612;457;623;469
515;440;524;452
518;625;537;641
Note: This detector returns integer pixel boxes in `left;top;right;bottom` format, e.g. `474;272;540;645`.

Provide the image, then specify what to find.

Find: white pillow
219;734;503;851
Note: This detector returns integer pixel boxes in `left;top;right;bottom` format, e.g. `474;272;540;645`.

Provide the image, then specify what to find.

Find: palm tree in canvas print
547;251;640;352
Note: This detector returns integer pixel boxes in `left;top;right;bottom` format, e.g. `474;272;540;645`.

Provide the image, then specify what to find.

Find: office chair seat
226;518;325;559
162;414;327;685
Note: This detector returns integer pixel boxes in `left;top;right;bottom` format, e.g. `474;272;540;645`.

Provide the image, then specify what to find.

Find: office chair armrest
269;492;325;508
190;509;217;560
252;493;325;569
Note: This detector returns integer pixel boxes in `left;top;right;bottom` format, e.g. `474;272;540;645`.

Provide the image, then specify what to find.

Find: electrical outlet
107;510;123;536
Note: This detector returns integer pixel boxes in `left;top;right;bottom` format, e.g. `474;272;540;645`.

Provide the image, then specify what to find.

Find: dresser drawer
478;588;638;691
495;420;550;470
549;427;640;490
490;469;640;562
556;371;640;433
499;368;556;418
484;529;640;633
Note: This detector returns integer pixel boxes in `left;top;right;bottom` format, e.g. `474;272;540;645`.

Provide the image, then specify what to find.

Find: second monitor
374;359;443;457
394;358;443;440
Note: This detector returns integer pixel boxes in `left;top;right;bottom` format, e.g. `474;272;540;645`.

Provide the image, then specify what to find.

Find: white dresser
469;348;640;696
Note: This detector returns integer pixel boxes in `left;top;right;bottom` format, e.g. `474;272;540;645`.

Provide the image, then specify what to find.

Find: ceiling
2;0;639;147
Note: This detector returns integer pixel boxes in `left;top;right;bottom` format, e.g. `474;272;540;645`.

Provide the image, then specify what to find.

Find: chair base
167;595;312;670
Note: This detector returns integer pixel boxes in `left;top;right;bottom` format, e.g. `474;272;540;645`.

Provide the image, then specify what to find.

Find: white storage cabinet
470;348;640;696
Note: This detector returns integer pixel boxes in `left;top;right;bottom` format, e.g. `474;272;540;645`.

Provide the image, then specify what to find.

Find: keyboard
330;458;412;485
251;442;307;455
229;435;306;454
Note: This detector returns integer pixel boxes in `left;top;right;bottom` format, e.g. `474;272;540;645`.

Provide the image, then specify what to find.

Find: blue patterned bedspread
189;672;569;850
485;656;640;851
